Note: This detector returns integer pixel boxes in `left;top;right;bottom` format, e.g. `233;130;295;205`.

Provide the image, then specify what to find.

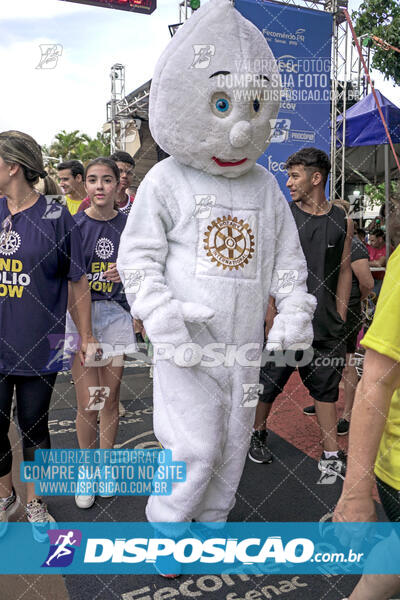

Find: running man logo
276;269;298;294
241;383;264;407
123;269;145;293
46;333;80;371
86;387;110;411
42;529;82;568
269;119;291;143
317;459;345;485
194;195;216;219
43;196;65;219
191;44;215;69
36;44;63;70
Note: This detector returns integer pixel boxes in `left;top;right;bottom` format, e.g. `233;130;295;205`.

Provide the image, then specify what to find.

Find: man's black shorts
343;307;363;355
259;340;346;404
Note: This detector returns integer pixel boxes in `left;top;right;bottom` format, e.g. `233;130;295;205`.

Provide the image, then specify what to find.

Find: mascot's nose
229;120;252;148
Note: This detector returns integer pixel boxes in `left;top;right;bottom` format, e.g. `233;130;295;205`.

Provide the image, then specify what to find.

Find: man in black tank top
249;148;353;481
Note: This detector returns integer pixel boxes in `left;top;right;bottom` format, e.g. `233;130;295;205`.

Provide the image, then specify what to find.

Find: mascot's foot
149;524;184;579
154;554;182;579
189;521;225;543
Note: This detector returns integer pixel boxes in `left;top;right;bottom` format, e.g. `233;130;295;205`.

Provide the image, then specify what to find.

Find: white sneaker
0;488;20;538
75;467;96;508
75;493;95;509
98;465;116;499
26;498;56;543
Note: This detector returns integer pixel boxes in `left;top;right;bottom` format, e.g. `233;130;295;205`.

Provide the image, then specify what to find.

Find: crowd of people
249;149;392;470
0;132;140;537
0;130;398;597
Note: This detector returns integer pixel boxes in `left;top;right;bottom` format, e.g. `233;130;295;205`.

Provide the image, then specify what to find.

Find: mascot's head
149;0;280;178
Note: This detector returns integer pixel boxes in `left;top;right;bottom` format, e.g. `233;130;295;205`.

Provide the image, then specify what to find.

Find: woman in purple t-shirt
66;157;136;509
0;131;94;536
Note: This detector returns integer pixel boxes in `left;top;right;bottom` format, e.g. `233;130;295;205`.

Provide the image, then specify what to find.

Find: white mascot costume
117;0;316;524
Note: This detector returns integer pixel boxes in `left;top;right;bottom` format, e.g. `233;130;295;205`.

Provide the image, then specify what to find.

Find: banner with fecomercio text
235;0;332;200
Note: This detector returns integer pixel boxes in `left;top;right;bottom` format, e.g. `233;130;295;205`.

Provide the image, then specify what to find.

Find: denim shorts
66;300;136;359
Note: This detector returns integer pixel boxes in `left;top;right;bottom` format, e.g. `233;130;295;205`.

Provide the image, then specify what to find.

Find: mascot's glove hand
180;302;215;324
158;301;215;369
266;310;314;352
265;313;286;352
144;300;215;365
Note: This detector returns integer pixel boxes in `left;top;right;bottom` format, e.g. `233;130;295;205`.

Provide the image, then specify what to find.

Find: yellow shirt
65;195;82;215
361;245;400;490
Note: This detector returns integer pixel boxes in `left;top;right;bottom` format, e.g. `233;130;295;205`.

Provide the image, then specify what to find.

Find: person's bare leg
314;400;338;452
348;574;400;599
99;356;124;449
0;472;12;497
26;481;39;503
1;461;53;505
253;401;272;430
342;354;359;421
72;354;100;449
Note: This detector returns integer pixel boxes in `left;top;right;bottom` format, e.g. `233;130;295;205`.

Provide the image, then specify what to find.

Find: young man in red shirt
367;228;386;298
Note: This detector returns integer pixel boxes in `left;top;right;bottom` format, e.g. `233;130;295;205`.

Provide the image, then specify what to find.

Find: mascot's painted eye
216;98;229;112
250;95;262;116
211;92;232;118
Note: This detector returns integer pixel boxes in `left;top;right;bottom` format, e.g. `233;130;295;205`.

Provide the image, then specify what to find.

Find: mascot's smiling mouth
212;157;248;167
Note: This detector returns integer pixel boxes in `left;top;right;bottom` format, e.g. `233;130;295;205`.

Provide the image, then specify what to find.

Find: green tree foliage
353;0;400;85
46;130;111;166
365;181;397;208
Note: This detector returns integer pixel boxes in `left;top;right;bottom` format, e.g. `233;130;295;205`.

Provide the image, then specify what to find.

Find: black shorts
259;340;346;404
343;307;363;355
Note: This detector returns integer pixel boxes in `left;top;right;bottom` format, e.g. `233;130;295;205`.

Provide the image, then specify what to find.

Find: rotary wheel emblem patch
203;215;255;270
95;237;114;260
0;230;21;256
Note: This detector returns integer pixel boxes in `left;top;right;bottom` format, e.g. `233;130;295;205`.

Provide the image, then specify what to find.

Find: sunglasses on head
0;214;12;244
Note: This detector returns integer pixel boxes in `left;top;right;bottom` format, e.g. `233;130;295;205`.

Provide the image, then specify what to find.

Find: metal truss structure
328;0;371;201
106;0;370;199
106;64;127;154
264;0;370;201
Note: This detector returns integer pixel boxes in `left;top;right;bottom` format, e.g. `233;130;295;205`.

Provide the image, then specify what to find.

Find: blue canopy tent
337;91;400;255
337;90;400;183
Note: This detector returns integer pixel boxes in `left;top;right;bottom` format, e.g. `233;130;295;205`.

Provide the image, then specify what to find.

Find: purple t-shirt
73;210;129;311
0;195;86;375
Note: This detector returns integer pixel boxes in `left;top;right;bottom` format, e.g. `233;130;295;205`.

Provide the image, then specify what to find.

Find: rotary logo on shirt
0;226;31;298
0;229;21;256
95;237;114;260
203;215;255;271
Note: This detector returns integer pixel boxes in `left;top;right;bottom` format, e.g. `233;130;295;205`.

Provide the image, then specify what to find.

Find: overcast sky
0;0;398;147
